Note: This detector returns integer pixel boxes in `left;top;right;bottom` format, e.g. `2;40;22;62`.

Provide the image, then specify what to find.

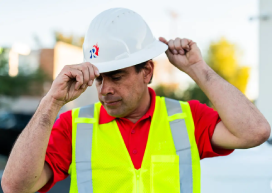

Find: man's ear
143;60;154;84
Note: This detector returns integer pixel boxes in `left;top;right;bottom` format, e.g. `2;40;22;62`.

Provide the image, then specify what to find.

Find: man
1;8;270;193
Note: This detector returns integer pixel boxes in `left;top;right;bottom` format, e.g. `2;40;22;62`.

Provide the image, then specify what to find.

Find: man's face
95;65;149;117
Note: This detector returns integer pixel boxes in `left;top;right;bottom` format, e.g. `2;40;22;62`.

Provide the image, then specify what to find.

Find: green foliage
154;84;177;100
155;84;210;106
0;47;4;54
0;49;9;76
206;37;250;94
54;31;84;47
181;84;210;105
0;69;47;97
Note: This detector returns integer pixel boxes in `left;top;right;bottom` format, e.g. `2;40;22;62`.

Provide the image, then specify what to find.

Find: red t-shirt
39;87;233;192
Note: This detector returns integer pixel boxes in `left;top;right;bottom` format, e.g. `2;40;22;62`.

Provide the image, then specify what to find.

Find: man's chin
104;107;125;118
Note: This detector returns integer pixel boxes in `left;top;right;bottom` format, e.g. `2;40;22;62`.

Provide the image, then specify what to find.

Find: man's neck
124;88;151;123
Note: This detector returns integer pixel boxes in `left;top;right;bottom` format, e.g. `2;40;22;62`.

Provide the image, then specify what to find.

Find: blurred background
1;0;272;192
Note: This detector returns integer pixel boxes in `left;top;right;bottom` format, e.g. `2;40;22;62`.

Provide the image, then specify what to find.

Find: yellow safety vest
68;96;201;193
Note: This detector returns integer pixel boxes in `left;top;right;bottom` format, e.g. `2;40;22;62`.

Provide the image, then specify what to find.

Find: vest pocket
150;155;180;193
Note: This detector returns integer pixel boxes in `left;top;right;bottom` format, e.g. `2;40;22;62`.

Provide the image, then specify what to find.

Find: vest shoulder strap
70;104;96;193
164;97;200;193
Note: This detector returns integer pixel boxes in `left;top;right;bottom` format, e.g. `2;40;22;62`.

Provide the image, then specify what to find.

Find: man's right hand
46;62;100;107
1;62;100;193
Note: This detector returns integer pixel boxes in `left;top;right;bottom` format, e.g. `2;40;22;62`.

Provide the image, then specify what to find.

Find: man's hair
134;60;153;84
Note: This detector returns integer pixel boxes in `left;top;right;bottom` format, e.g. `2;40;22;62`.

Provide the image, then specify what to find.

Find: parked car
0;112;70;193
0;112;33;156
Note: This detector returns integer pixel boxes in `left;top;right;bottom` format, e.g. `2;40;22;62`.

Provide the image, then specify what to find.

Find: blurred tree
206;37;250;94
155;83;210;105
155;37;250;106
0;48;48;109
54;31;84;47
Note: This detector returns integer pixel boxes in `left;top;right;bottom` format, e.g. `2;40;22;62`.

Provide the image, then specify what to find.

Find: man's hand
159;37;204;73
47;62;100;107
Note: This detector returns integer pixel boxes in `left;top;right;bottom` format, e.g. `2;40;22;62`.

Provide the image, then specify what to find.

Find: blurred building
256;0;272;131
150;57;193;99
39;49;54;80
4;41;188;114
2;42;99;114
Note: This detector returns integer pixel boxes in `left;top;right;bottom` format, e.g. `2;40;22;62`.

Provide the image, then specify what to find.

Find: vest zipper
136;169;140;193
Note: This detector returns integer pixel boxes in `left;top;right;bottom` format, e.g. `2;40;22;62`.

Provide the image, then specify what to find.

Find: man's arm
159;37;271;149
1;97;60;193
1;62;99;193
189;63;270;149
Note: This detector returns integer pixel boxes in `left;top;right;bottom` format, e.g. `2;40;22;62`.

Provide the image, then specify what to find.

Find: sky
0;0;260;99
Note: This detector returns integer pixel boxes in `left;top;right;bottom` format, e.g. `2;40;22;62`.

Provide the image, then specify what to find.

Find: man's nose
99;78;114;96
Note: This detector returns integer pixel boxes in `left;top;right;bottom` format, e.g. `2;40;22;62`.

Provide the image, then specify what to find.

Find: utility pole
255;0;272;134
164;10;179;83
167;10;179;39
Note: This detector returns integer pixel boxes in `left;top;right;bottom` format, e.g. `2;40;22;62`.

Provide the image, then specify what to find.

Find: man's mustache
100;95;122;103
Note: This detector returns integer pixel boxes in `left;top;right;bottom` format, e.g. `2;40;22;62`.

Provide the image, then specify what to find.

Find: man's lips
103;100;121;106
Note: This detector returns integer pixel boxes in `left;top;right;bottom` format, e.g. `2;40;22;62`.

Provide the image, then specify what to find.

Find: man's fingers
189;41;198;49
65;67;84;90
92;64;100;77
189;41;200;53
168;39;174;50
89;64;100;86
160;37;190;55
86;62;99;80
73;70;84;91
168;39;178;54
86;63;96;86
174;38;182;50
178;49;185;55
159;37;176;55
86;64;94;86
80;66;89;86
88;80;93;86
71;62;100;87
70;63;89;86
174;38;185;55
165;49;173;59
181;38;192;51
159;37;168;45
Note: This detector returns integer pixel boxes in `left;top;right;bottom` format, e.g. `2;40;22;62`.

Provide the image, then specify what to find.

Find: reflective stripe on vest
165;98;193;193
75;104;95;193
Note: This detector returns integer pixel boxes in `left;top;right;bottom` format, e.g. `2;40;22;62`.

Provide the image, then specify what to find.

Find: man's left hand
159;37;204;73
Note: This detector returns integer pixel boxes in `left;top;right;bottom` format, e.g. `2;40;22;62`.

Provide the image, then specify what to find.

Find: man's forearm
2;96;62;192
186;61;270;145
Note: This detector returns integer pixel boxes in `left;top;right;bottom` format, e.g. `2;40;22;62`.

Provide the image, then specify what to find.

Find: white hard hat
83;8;168;73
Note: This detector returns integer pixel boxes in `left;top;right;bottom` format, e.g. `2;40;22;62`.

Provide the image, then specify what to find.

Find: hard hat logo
90;43;99;59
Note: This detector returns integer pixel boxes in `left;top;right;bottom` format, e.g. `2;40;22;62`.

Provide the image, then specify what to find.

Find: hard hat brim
91;40;168;73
